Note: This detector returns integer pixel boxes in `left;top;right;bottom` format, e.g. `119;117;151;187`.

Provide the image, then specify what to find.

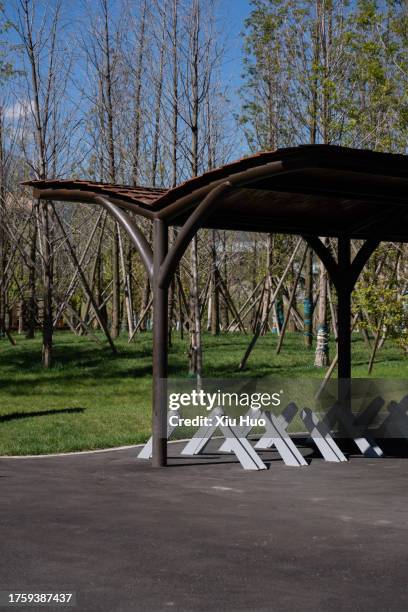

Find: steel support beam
304;235;379;401
152;218;169;467
337;236;352;382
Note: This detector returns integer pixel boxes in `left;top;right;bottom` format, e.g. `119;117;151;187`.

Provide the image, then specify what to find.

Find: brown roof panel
22;178;168;208
152;144;408;211
22;145;408;240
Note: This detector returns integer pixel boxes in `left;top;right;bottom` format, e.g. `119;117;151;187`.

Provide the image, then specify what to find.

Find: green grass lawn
0;329;407;455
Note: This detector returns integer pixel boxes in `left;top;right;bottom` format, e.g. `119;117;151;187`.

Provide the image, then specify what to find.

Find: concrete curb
0;438;192;460
0;433;308;460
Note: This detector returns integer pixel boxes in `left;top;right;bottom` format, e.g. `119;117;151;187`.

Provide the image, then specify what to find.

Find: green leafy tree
0;3;14;80
340;0;408;150
353;284;408;354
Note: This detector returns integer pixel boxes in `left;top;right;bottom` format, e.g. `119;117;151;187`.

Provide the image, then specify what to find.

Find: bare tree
12;0;67;366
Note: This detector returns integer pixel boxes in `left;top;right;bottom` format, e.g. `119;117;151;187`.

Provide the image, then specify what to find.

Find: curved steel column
152;182;232;466
95;196;153;280
152;218;168;467
158;182;232;290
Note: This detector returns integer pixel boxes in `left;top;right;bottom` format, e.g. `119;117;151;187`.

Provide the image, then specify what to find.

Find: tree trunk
139;223;152;331
187;0;202;378
110;224;120;338
303;247;313;347
210;230;220;335
189;235;202;379
0;109;7;339
40;201;53;368
131;0;147;185
314;238;330;367
25;206;38;339
221;232;229;329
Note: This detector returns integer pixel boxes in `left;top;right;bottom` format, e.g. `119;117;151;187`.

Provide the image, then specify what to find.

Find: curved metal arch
156;160;288;221
95;196;154;280
303;236;339;289
303;235;380;293
158;181;233;290
349;238;380;289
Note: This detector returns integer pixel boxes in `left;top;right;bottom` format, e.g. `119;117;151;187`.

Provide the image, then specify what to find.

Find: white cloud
3;100;32;120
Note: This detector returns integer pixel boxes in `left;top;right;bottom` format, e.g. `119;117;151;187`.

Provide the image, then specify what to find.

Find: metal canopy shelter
24;144;408;467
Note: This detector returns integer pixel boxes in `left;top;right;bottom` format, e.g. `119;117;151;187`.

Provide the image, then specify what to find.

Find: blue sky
5;0;252;98
217;0;252;87
3;0;254;166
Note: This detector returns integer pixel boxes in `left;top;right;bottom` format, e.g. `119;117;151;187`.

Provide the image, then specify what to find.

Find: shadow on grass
0;407;86;422
0;360;154;393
